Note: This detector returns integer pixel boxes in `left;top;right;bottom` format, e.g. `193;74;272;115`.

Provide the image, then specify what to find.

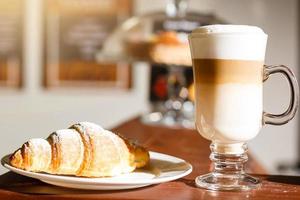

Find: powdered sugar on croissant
10;122;149;177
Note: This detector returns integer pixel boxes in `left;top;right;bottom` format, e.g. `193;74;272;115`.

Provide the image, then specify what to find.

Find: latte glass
188;25;299;191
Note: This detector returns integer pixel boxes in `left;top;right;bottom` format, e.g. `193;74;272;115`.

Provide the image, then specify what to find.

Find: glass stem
196;142;260;190
210;143;248;177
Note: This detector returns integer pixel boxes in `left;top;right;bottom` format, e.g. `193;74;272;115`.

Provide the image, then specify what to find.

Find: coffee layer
193;59;263;84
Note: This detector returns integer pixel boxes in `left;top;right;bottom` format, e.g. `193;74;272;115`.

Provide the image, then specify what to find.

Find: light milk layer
195;83;263;143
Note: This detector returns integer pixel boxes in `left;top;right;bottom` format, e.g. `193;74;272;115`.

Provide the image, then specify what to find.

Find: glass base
196;143;261;191
195;173;261;191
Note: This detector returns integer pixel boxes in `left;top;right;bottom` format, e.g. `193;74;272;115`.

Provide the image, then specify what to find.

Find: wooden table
1;117;300;200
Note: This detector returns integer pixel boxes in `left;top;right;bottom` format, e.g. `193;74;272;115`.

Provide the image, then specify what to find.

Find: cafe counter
0;117;299;200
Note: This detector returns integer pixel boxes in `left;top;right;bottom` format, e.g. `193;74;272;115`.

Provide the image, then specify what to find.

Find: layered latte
189;25;268;145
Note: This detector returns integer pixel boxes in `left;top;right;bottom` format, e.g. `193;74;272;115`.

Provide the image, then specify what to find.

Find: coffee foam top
191;25;265;35
189;25;268;61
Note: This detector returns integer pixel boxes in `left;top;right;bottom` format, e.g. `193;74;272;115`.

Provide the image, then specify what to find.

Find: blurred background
0;0;298;175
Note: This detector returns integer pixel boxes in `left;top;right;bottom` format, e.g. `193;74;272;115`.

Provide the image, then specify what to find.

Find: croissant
9;122;149;177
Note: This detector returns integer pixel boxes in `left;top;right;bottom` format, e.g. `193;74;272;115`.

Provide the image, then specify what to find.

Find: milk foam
191;25;265;34
189;25;268;61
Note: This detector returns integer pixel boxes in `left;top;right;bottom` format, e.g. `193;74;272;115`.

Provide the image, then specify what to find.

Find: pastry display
125;31;191;66
149;31;191;66
10;122;149;177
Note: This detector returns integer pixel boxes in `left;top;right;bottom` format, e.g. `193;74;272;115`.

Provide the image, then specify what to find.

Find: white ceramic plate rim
2;151;192;185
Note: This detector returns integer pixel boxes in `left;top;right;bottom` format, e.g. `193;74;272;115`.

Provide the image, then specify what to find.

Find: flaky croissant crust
10;122;149;177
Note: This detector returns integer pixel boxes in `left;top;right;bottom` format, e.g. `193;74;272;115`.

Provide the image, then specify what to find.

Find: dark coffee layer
193;59;263;84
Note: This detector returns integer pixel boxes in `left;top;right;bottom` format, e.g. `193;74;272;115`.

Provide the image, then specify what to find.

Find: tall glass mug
188;25;299;191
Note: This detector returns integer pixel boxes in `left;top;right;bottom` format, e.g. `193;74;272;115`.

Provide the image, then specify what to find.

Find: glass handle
263;65;299;125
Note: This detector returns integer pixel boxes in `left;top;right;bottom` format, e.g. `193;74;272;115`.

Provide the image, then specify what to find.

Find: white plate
1;152;192;190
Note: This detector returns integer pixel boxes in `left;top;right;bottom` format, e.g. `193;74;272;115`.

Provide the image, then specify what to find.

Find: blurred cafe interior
0;0;299;177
